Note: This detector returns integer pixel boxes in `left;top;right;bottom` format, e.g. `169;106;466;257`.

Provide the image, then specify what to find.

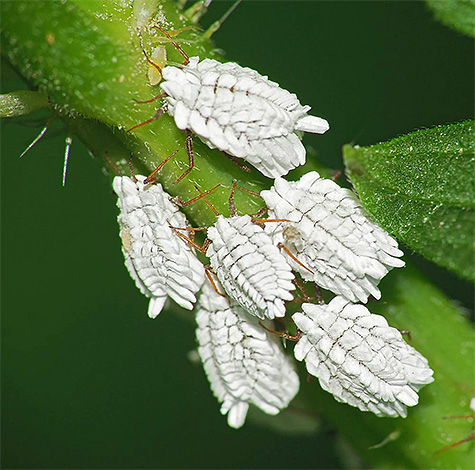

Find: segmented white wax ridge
292;297;434;417
160;57;329;178
206;214;295;320
261;172;404;303
196;283;300;429
113;175;205;317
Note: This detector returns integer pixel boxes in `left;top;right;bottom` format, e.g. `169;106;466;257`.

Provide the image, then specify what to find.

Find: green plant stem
1;0;268;223
1;1;474;468
0;90;49;117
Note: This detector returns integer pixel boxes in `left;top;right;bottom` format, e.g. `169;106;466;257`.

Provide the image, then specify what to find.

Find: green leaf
343;121;475;281
426;0;475;37
0;91;49;118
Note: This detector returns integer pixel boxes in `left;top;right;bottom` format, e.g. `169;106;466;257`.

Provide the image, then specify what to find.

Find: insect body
292;297;434;417
160;56;329;179
206;214;295;320
113;175;205;318
196;283;300;429
261;172;405;303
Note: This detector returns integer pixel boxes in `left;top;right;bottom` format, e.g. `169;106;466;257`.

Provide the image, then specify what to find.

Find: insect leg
144;149;179;184
258;321;301;342
399;330;412;342
278;242;314;275
174;183;221;216
173;129;194;184
331;169;342;181
104;151;124;176
171;226;211;254
434;385;475;454
132;92;167;105
228;180;238;217
291;276;314;303
226;180;266;218
127;107;166;132
223;152;251;173
204;265;226;296
434;432;475;454
315;286;325;305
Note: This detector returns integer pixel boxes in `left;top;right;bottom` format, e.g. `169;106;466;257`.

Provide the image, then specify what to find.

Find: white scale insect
177;182;296;320
113;158;205;318
292;296;434;417
261;172;405;303
132;27;329;180
196;283;300;429
206;213;296;320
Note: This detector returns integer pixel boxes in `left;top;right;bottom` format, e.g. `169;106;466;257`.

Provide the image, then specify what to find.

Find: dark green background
2;1;474;468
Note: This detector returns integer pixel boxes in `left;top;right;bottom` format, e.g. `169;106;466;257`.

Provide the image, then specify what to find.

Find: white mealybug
261;172;405;303
161;56;329;179
113;174;205;318
196;283;300;429
132;27;329;180
292;297;434;418
206;214;295;320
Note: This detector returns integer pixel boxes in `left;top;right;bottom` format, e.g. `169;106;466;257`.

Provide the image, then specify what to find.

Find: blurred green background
2;1;474;468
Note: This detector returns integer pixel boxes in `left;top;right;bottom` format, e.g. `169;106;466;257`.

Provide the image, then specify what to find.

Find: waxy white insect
206;214;295;320
113;175;205;318
261;172;405;303
292;297;434;417
196;283;300;429
160;56;329;178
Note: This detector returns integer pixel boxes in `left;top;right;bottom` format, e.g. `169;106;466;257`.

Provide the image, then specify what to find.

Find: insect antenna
137;29;163;74
152;25;190;65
